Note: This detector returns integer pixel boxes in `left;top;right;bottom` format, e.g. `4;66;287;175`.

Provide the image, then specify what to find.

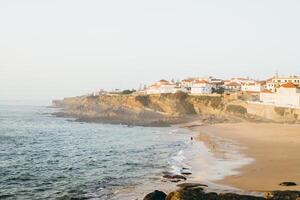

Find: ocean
0;105;198;199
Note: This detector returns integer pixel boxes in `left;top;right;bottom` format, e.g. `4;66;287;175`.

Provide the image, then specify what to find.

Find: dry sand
192;122;300;192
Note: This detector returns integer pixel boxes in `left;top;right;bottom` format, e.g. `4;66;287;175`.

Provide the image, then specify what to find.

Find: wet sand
192;122;300;192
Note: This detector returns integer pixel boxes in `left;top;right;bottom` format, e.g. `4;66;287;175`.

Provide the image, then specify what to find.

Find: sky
1;0;300;105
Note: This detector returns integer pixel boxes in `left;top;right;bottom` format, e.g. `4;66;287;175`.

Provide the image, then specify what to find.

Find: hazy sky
1;0;300;105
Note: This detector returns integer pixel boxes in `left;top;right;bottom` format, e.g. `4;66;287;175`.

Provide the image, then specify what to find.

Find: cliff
52;93;300;126
53;93;244;126
247;102;300;123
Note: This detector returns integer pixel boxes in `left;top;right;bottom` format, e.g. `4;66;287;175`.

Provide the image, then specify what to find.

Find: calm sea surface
0;105;195;199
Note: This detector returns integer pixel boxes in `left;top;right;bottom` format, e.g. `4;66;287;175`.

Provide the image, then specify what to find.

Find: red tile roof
281;83;298;88
182;78;195;82
226;82;241;86
261;89;273;93
194;80;209;84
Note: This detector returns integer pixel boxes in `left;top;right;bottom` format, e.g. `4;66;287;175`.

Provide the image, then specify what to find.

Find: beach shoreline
188;122;300;192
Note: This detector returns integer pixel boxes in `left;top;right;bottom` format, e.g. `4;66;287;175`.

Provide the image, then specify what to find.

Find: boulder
165;191;181;200
166;187;265;200
279;182;297;186
219;193;265;200
180;168;192;175
163;174;187;181
265;191;300;200
176;183;208;189
143;190;167;200
147;187;300;200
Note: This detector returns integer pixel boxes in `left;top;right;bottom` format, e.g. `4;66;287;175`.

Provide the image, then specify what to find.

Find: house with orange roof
224;82;241;92
260;83;300;108
181;78;196;88
191;80;212;95
146;80;187;94
266;75;300;92
231;77;255;85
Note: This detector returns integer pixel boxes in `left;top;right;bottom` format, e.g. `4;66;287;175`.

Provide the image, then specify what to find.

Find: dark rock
279;182;297;186
143;190;167;200
180;172;192;175
173;175;187;180
163;174;187;181
174;187;205;200
166;186;265;200
150;186;300;200
180;169;192;175
170;179;181;183
265;190;300;200
176;183;208;189
219;193;265;200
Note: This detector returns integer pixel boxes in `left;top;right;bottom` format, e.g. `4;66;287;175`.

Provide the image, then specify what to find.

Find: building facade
224;82;241;92
266;76;300;92
241;83;264;93
191;80;212;95
260;83;300;108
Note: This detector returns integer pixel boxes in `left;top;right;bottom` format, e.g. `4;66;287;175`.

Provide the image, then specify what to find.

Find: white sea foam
186;133;254;182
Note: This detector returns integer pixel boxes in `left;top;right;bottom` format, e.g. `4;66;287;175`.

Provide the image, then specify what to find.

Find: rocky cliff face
53;93;299;125
52;93;233;126
247;102;300;123
55;93;232;115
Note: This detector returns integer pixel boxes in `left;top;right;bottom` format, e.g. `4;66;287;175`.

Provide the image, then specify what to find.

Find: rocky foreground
143;183;300;200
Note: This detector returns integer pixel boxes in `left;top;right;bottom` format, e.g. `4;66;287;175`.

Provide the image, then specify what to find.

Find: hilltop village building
241;82;265;93
143;75;300;104
191;80;212;94
224;82;241;92
146;80;176;94
266;76;300;92
260;83;300;108
181;78;196;88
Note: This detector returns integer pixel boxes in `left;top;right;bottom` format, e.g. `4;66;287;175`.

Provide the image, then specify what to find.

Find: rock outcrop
143;190;167;200
52;93;300;125
145;185;300;200
279;182;297;186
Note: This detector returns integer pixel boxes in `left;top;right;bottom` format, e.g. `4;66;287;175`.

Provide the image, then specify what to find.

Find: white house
146;80;175;94
231;77;255;85
266;76;300;92
181;78;196;88
241;82;264;93
260;83;300;108
191;80;212;95
224;82;241;92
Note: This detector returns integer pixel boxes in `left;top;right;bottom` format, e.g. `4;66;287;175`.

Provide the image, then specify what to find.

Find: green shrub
121;89;136;95
226;104;247;115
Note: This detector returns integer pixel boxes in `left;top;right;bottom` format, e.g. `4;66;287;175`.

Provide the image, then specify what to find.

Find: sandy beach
192;122;300;192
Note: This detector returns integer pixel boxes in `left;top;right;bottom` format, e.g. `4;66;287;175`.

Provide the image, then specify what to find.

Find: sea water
0;105;253;199
0;105;197;199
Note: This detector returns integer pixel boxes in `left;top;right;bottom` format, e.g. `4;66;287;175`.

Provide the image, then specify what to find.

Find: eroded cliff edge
51;92;292;126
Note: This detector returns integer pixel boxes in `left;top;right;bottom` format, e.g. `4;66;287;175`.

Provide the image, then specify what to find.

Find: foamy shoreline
189;122;300;192
177;124;259;195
